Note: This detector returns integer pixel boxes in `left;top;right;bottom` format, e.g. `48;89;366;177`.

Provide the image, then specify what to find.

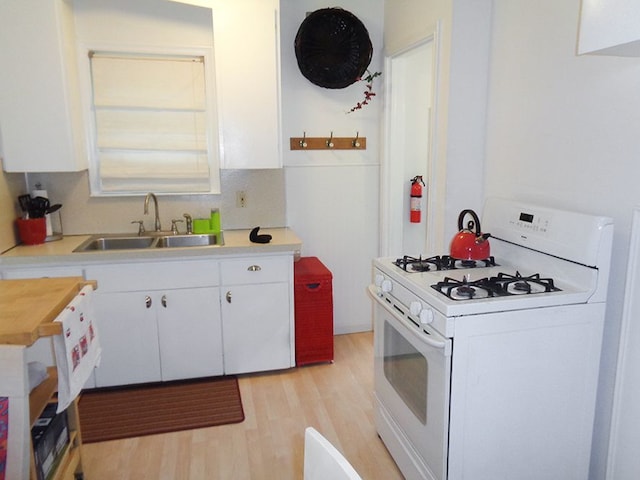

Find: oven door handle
367;285;451;354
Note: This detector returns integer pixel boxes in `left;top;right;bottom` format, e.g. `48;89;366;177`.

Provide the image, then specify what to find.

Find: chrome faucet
143;192;161;231
183;213;193;234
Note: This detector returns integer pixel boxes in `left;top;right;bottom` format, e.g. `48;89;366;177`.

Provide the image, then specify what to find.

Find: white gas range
368;197;613;480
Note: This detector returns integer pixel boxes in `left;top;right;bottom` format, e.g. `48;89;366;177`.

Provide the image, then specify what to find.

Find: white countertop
0;228;302;266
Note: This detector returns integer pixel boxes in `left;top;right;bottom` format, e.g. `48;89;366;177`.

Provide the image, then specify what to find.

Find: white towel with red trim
53;285;101;413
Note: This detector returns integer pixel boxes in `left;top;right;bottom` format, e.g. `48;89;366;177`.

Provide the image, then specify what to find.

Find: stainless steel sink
73;236;157;252
155;234;222;248
73;233;224;252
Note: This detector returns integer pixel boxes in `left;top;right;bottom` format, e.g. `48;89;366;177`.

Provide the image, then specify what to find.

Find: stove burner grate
431;271;561;301
490;272;561;296
431;276;499;300
394;255;497;272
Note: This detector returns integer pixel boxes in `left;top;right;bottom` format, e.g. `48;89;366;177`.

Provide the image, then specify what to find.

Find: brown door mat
78;375;244;443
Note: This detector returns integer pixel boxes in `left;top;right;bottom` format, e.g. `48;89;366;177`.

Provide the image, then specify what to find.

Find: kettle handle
458;209;482;236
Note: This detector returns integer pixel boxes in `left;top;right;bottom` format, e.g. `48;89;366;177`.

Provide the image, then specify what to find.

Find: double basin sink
73;233;223;252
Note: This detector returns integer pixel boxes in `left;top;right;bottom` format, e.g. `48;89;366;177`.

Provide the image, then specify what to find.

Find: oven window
383;321;428;424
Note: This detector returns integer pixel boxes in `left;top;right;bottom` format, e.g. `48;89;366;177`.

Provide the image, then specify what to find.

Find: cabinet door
93;292;161;387
214;0;281;169
221;282;292;374
157;287;223;381
578;0;640;56
0;0;86;172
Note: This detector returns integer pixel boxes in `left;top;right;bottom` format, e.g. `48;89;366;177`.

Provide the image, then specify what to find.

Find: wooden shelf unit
28;368;84;480
0;278;91;480
28;363;84;480
29;368;58;426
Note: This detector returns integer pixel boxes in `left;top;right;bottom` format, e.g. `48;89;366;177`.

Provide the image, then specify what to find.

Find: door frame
379;22;442;256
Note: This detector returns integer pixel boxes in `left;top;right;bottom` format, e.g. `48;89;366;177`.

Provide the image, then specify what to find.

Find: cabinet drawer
220;256;290;285
86;259;219;292
1;266;84;279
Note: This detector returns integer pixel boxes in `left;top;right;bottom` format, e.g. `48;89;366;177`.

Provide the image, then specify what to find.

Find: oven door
369;286;451;480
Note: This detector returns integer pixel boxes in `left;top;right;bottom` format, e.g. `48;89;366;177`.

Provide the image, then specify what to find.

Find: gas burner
410;259;433;272
431;276;497;300
490;272;561;295
394;255;497;272
455;285;477;299
394;256;424;271
394;255;444;272
449;257;497;269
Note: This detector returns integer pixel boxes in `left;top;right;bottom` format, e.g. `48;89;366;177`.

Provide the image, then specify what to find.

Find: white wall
281;0;384;334
0;167;23;252
485;1;640;478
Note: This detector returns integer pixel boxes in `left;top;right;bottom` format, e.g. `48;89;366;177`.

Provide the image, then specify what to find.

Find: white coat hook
353;132;361;148
300;132;308;148
326;131;334;148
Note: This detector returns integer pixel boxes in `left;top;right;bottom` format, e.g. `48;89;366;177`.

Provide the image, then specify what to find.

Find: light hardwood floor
81;332;404;479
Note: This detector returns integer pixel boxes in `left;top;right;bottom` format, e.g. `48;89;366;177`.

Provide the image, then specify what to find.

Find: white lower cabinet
220;256;294;374
85;260;223;387
1;251;296;386
222;282;291;374
157;286;222;381
91;290;162;387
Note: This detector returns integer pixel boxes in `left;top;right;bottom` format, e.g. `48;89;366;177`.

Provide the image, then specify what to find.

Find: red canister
16;217;47;245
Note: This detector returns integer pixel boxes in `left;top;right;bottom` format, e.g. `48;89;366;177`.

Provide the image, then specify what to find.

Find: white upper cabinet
1;0;282;174
0;0;87;172
211;0;282;169
170;0;282;169
578;0;640;56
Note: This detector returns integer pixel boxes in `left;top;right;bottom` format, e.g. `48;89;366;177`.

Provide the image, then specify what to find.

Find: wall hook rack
290;132;367;150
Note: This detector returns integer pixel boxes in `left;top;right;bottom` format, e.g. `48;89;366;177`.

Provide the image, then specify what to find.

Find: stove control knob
419;308;434;326
381;279;393;293
409;301;422;316
374;273;385;287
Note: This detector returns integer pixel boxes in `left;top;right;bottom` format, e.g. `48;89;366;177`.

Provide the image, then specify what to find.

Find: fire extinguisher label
410;197;421;223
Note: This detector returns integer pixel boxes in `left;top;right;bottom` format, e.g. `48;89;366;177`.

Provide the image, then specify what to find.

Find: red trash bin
294;257;334;366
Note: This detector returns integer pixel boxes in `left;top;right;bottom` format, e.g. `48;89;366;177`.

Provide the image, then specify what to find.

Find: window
86;49;220;195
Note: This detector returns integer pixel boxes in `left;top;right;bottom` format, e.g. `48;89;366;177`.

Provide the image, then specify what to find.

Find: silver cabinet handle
145;295;152;308
161;294;167;308
247;265;262;272
226;291;232;303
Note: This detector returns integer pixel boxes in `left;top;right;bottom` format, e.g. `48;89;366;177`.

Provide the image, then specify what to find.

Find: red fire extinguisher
410;176;425;223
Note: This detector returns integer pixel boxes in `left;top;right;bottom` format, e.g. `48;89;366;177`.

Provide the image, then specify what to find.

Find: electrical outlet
236;190;247;208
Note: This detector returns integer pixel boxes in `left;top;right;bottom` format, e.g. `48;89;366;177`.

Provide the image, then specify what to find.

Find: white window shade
94;110;207;150
88;52;217;194
91;55;206;109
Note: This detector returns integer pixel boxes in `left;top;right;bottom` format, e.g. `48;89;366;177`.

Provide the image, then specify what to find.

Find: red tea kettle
449;209;491;260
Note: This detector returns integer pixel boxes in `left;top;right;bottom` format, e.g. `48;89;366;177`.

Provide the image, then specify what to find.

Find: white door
93;291;161;387
221;282;291;374
157;287;223;381
381;38;435;256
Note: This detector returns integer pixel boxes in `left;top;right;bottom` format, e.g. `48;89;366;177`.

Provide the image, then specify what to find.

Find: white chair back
303;427;363;480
